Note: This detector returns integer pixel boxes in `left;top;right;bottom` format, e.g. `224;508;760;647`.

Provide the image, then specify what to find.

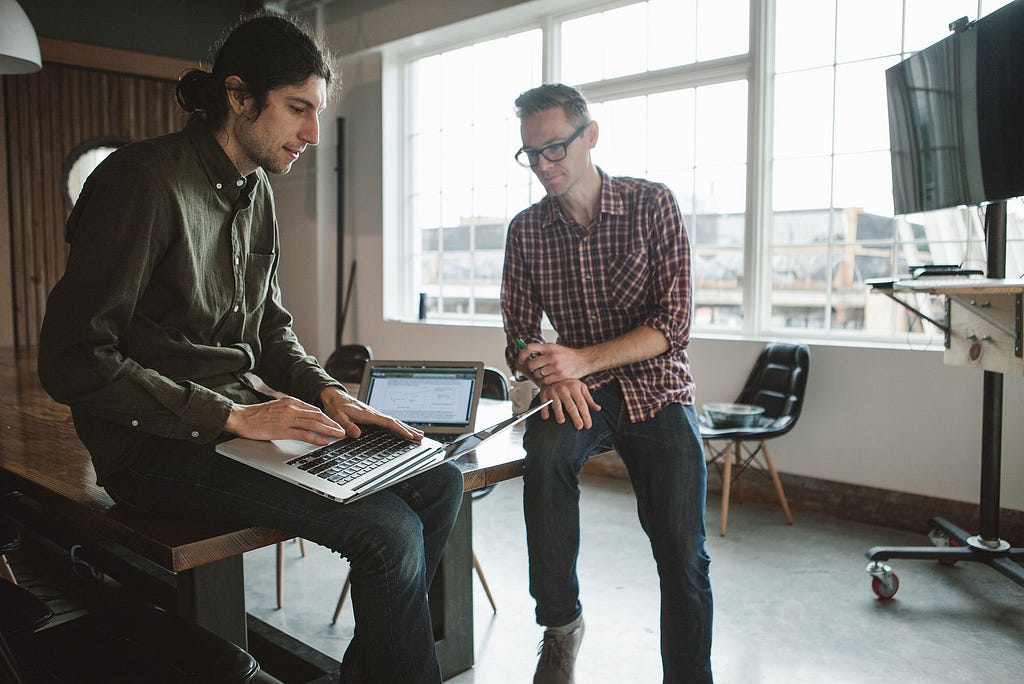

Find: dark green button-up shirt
38;118;341;483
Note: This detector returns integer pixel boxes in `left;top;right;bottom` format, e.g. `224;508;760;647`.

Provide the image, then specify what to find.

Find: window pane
773;208;835;246
695;80;747;166
833;57;896;154
596;96;647;178
774;68;834;159
649;0;696;70
648;90;696;173
560;13;603;85
695;164;746;216
696;0;748;61
602;3;648;80
775;0;835;71
832;151;893;217
771;247;829;330
774;158;832;212
835;0;902;63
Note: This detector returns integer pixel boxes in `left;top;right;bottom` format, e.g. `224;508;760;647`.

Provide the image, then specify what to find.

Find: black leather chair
480;365;509;402
323;343;373;385
0;521;259;683
700;342;810;536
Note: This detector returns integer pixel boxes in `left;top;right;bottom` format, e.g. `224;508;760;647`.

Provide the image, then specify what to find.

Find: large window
389;0;1023;344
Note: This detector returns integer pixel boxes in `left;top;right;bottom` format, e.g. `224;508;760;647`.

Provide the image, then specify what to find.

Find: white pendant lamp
0;0;42;74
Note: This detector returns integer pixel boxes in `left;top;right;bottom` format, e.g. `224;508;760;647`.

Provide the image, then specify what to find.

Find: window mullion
747;0;773;336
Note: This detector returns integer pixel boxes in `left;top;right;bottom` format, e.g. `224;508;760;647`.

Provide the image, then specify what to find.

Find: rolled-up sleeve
639;186;691;353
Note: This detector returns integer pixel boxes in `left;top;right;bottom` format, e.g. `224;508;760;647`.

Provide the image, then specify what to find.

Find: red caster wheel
866;561;899;600
929;529;960;566
871;572;899;599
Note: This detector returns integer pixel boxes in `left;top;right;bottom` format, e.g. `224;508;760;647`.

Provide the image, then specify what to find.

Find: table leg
176;555;248;648
431;492;474;679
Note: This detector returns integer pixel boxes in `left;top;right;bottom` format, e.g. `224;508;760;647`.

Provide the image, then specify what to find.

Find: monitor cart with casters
864;201;1024;599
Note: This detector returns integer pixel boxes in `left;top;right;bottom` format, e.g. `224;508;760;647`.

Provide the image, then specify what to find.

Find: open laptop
357;360;484;442
215;362;547;504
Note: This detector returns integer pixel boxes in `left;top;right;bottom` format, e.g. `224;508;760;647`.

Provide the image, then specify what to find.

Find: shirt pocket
606;244;649;310
243;252;276;314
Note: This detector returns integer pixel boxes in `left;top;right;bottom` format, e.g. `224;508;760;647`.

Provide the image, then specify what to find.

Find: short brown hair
514;83;591;127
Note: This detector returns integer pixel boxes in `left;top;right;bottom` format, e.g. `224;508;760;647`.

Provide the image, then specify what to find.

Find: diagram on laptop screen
365;373;474;425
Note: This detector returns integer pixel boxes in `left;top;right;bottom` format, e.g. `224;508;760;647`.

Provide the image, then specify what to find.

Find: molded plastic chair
700;342;810;536
274;344;373;609
330;365;508;623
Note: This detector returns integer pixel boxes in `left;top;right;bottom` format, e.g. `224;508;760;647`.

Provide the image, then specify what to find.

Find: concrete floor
243;474;1024;683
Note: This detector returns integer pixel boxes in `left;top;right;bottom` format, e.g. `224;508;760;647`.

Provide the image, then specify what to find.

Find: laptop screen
359;361;483;433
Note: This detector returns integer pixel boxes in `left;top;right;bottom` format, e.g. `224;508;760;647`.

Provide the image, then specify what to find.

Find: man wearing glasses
500;83;713;684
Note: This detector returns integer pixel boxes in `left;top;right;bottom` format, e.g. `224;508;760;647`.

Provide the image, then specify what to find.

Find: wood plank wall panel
3;63;186;347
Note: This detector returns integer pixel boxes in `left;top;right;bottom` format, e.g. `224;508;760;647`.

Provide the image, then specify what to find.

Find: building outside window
390;0;1023;344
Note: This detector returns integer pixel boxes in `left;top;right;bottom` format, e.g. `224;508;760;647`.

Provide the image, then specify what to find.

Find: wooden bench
0;346;526;681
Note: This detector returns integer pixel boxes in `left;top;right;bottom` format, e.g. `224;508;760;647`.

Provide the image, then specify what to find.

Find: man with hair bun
39;13;461;683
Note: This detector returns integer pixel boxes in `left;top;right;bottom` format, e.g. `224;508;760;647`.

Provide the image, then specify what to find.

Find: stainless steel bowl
702;402;765;428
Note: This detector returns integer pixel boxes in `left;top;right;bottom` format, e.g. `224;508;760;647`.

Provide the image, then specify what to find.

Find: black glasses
515;123;589;168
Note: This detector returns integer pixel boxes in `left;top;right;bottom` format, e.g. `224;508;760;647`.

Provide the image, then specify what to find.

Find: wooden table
0;346;526;680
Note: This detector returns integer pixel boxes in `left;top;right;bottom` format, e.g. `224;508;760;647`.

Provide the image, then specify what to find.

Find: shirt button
131;419;139;427
236;179;245;187
233;305;240;313
191;431;200;438
215;182;223;189
214;341;221;347
235;256;240;265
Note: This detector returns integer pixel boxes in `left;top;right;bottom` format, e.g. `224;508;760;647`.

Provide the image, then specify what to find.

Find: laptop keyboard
287;427;418;486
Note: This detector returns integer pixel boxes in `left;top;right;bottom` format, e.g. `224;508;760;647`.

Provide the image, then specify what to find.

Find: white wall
272;0;1024;512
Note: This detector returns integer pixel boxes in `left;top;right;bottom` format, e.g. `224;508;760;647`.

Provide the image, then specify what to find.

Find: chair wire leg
733;442;745;503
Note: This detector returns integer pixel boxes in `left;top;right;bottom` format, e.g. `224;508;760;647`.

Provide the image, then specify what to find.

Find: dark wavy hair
514;83;591;127
175;12;336;126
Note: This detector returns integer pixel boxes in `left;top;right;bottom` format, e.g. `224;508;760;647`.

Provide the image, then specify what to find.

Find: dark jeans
522;383;713;683
104;437;463;684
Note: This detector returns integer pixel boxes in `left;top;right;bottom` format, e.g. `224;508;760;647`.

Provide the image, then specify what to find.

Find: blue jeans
522;383;713;683
103;437;463;684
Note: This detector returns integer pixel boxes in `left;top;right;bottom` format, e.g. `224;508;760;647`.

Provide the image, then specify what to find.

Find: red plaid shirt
501;169;695;423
